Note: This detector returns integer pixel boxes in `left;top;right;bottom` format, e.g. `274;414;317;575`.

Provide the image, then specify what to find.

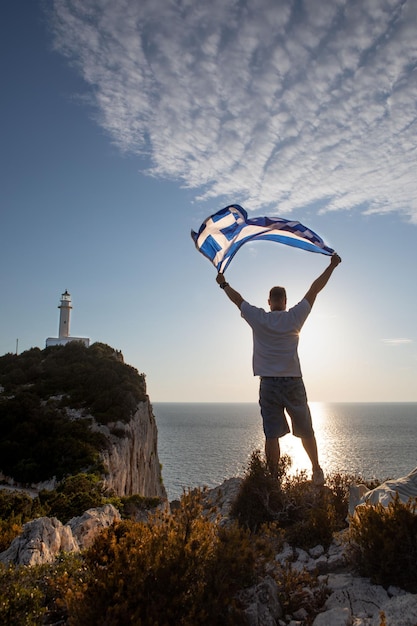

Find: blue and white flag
191;204;334;273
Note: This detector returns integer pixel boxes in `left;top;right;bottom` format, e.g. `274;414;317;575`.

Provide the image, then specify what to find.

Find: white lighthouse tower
46;290;90;348
58;290;72;338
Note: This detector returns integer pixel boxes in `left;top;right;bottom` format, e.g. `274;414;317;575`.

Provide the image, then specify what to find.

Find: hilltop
0;342;159;490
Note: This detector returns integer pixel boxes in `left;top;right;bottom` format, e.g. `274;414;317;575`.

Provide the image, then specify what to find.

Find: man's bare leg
302;435;324;485
265;437;280;478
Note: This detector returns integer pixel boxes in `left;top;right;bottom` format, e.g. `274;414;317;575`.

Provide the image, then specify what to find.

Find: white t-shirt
240;298;311;377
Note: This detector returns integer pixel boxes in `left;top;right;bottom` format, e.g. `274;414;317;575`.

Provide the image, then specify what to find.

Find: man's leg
265;437;280;478
302;435;324;485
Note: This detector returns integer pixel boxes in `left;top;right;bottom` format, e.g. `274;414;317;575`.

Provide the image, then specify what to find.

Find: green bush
0;490;45;552
68;490;260;625
349;494;417;592
0;554;89;626
0;394;106;483
38;474;108;523
117;493;163;519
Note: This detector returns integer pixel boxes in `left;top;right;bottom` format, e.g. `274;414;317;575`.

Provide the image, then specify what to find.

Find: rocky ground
199;478;417;626
1;477;417;625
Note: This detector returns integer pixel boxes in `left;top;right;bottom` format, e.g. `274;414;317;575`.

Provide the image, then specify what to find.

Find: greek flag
191;205;334;273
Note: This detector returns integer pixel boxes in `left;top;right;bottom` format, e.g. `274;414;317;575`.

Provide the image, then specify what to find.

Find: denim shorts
259;376;314;439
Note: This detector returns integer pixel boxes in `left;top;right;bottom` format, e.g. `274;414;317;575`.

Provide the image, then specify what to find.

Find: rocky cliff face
95;398;166;500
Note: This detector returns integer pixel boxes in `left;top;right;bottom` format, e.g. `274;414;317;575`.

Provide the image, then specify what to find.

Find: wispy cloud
50;0;417;219
382;338;413;345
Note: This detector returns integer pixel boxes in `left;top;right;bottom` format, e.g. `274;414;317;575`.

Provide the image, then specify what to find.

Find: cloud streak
50;0;417;219
382;338;413;345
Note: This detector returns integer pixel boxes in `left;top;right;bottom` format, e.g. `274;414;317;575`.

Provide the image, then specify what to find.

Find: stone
307;555;328;574
68;503;121;549
325;579;389;618
0;516;79;566
349;467;417;515
293;607;308;620
295;547;310;562
200;477;243;524
372;594;417;626
313;607;352;626
310;545;325;558
327;551;348;570
240;575;283;625
275;542;294;564
326;573;357;591
0;505;122;565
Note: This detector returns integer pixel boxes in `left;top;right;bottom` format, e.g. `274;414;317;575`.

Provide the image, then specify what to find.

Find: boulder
0;504;121;565
239;575;283;625
373;594;417;626
349;466;417;515
0;516;79;566
312;607;352;626
68;503;121;549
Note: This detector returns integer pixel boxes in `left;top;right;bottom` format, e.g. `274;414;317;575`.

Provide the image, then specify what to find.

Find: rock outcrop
96;399;166;499
67;504;121;549
0;504;121;566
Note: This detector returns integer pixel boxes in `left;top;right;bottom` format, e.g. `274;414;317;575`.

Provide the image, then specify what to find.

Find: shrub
117;493;163;519
0;490;44;552
231;451;351;549
0;518;22;553
38;473;108;523
0;553;88;626
67;490;260;625
0;393;106;483
274;562;328;619
230;450;291;532
349;494;417;592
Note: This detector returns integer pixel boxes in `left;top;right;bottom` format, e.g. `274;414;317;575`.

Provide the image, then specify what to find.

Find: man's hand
330;253;342;267
216;273;226;285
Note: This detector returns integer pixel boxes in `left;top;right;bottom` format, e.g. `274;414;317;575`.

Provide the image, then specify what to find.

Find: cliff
0;343;166;500
96;399;166;499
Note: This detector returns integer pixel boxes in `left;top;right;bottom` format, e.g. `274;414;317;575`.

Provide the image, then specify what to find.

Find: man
216;253;342;486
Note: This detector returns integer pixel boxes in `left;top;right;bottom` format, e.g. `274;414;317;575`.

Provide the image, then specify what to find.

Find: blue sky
1;0;417;402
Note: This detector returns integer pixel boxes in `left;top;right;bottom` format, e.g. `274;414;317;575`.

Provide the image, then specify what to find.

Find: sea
153;402;417;501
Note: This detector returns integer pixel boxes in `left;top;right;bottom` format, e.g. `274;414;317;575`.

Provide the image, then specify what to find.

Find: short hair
269;286;286;302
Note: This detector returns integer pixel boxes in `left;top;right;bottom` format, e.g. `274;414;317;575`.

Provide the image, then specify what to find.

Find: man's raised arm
304;253;342;307
216;273;244;309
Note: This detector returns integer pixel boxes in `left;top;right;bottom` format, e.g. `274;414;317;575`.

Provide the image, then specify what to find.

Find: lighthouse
58;290;72;338
46;290;90;348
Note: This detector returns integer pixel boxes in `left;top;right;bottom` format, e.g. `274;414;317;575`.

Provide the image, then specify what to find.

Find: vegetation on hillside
2;451;414;625
0;342;147;421
0;343;147;484
0;473;163;553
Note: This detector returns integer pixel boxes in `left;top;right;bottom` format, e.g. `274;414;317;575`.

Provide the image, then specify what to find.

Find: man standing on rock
216;253;342;486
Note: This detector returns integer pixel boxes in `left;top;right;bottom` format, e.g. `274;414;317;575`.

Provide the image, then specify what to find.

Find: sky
1;0;417;403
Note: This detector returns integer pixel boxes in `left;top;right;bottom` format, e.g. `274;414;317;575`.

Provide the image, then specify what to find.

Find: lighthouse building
46;290;90;348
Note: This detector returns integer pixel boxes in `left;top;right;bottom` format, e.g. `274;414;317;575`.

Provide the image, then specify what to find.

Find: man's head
268;286;287;311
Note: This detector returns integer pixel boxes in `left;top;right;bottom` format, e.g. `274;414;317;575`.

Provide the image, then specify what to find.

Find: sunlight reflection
279;401;328;477
238;402;331;478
